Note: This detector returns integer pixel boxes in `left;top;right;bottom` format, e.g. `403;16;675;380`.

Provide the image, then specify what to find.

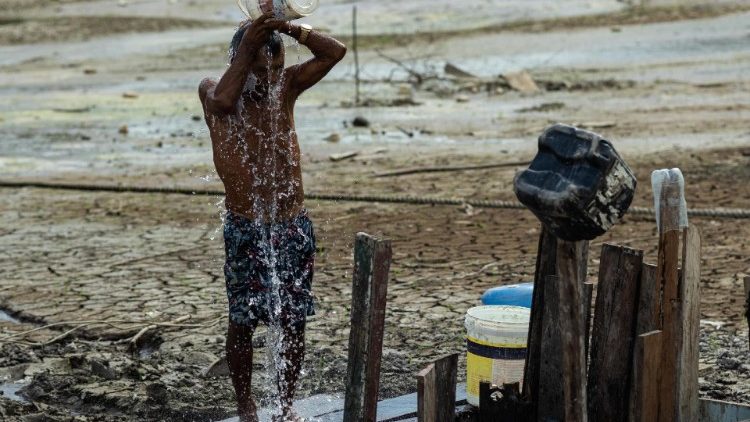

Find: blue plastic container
481;282;534;308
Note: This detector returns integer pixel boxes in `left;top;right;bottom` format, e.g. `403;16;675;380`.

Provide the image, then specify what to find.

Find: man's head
229;23;285;87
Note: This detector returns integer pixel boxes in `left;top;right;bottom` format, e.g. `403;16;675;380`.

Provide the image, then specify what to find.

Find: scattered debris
455;95;470;103
518;102;566;113
397;84;413;98
578;121;618;129
118;125;129;135
444;63;477;79
500;71;540;93
325;133;341;143
52;107;92;113
396;127;414;138
122;92;139;99
329;151;359;162
462;203;481;216
83;68;97;75
202;357;230;378
352;116;370;128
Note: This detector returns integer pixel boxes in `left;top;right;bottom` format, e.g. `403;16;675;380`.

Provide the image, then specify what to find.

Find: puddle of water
0;382;29;403
0;310;20;324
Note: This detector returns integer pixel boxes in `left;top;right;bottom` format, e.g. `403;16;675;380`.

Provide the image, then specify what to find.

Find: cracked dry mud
1;148;749;420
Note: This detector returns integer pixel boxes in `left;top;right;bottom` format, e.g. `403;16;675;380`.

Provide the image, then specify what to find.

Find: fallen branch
374;49;435;85
0;315;222;347
372;161;531;178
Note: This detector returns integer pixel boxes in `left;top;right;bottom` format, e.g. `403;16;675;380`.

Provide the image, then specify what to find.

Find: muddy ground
1;0;750;420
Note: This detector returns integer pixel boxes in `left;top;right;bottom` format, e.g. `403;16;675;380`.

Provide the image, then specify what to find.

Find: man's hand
238;13;276;54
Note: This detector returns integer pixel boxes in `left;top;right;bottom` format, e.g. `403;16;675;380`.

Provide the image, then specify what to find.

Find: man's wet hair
229;24;283;63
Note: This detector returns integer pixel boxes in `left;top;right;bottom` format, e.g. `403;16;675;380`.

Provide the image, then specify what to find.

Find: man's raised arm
279;23;347;95
199;15;275;115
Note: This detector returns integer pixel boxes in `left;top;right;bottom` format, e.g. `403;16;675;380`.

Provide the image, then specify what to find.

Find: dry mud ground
1;0;750;420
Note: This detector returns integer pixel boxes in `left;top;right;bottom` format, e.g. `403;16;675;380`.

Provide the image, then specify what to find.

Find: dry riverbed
1;0;750;420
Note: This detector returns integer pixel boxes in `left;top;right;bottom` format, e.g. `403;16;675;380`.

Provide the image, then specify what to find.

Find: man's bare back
199;15;346;223
204;77;304;222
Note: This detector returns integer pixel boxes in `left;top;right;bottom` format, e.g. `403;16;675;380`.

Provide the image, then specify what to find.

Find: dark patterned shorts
223;209;316;329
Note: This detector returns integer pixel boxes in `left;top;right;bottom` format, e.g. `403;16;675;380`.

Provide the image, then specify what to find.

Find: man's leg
277;320;305;419
227;321;258;422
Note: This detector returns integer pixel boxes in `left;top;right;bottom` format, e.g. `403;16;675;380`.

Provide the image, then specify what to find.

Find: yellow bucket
464;305;530;406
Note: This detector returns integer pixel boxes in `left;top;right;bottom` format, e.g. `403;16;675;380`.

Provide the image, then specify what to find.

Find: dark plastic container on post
513;124;636;241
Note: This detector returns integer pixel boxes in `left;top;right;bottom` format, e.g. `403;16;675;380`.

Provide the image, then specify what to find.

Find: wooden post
538;274;564;422
556;240;589;422
417;354;458;422
583;281;595;361
635;263;661;335
352;5;361;106
629;330;663;422
678;225;701;421
587;244;644;422
656;176;683;422
745;276;750;350
523;226;557;408
534;237;588;422
628;263;662;422
344;233;392;422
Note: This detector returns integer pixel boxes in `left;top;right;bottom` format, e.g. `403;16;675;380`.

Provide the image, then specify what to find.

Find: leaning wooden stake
628;263;662;422
655;174;683;422
630;330;663;422
556;240;589;422
344;233;393;422
678;225;701;421
587;244;643;422
523;226;557;412
417;354;458;422
653;168;701;422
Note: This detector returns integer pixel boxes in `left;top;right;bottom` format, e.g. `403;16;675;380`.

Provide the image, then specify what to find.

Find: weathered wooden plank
656;177;683;422
628;330;663;422
523;226;556;406
656;229;681;422
537;274;563;422
556;240;589;422
417;354;458;422
635;263;660;335
344;233;393;422
417;363;436;422
588;244;644;422
678;225;701;421
583;281;595;361
435;354;458;422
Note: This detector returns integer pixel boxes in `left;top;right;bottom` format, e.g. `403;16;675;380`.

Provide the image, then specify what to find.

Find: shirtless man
198;14;346;422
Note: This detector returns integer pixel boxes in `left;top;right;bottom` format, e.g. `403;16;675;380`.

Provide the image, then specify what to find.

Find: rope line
2;180;750;219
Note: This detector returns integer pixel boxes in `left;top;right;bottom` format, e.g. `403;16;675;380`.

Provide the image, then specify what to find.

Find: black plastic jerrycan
514;124;636;241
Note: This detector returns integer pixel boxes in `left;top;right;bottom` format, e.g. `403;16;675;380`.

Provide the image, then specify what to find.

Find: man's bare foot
238;408;260;422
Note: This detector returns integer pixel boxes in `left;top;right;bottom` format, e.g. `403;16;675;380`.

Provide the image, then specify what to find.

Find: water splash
215;29;308;418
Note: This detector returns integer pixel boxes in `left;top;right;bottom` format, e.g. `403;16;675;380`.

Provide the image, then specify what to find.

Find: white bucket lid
465;305;530;346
